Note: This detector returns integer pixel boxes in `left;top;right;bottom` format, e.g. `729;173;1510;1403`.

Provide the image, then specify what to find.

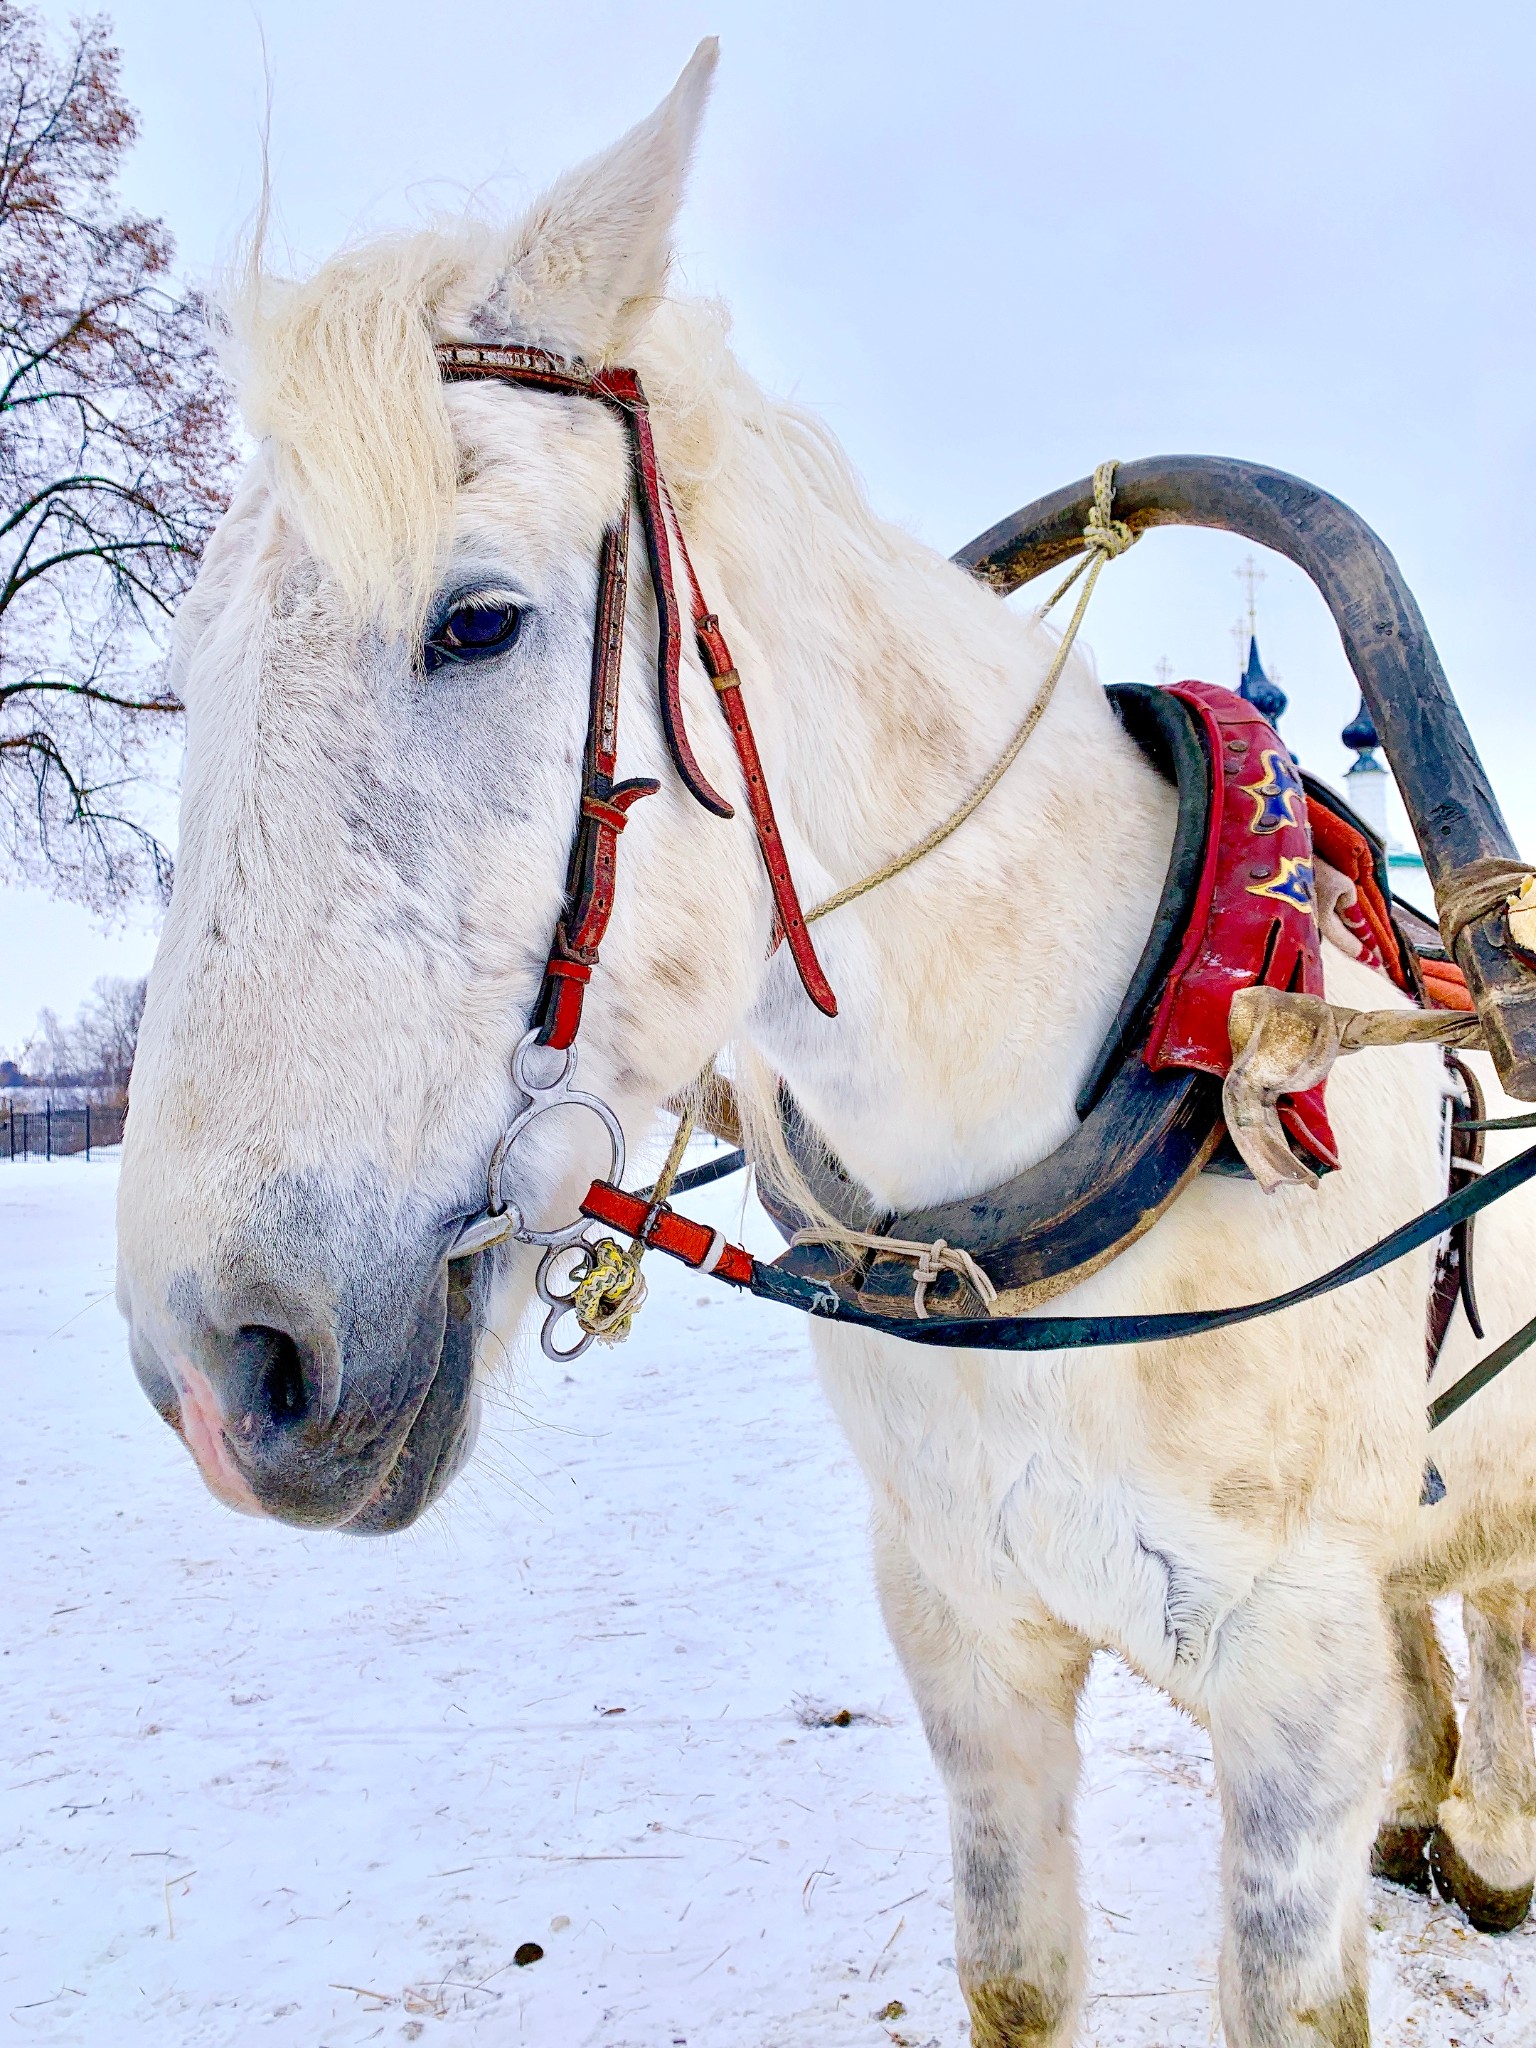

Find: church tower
1220;554;1428;904
1238;634;1287;726
1340;694;1390;839
1340;693;1429;896
1233;556;1289;732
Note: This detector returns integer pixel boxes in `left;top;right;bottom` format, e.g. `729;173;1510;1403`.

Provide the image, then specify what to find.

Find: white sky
8;0;1536;1050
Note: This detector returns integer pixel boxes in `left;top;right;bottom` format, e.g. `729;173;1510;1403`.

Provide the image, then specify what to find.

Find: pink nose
173;1360;269;1517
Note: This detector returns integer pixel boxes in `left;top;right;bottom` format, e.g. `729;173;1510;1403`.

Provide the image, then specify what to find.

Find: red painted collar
1146;681;1338;1173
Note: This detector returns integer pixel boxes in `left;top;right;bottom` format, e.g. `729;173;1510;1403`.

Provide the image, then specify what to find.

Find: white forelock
218;40;741;631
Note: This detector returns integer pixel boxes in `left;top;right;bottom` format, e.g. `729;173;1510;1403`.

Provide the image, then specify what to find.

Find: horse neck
672;382;1178;1212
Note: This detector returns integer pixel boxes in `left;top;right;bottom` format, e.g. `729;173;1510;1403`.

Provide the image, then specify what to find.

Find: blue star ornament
1247;854;1317;917
1240;748;1305;834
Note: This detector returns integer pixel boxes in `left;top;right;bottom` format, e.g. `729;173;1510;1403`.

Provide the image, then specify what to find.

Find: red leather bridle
436;343;837;1050
428;393;1536;1437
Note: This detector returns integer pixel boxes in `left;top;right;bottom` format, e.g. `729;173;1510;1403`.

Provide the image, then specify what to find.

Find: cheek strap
436;342;838;1050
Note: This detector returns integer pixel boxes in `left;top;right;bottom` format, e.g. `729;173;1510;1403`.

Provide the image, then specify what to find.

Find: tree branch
0;675;180;714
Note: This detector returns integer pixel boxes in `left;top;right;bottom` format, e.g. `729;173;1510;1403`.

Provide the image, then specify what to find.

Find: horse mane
220;213;895;632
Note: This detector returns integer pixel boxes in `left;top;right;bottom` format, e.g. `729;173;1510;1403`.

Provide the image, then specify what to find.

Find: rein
582;1127;1536;1436
437;340;1536;1443
802;460;1135;924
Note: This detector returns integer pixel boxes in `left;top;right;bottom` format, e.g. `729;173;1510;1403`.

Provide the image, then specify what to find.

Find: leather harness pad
766;680;1354;1314
1148;680;1338;1173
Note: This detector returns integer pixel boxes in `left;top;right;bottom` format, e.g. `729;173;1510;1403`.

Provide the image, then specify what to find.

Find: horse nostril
240;1325;310;1425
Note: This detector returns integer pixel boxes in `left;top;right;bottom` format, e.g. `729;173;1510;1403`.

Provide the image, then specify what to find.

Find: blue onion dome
1238;636;1287;724
1341;694;1379;754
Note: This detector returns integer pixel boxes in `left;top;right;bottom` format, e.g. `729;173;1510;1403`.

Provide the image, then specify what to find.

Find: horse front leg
1430;1581;1536;1931
873;1521;1091;2048
1205;1555;1391;2048
1372;1600;1458;1892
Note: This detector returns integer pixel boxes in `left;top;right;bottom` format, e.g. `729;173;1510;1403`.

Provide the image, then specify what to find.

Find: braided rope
805;461;1136;925
571;1237;649;1341
573;1109;696;1342
789;1224;999;1320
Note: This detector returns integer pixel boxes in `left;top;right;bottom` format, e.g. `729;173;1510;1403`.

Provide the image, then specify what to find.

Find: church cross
1236;553;1267;640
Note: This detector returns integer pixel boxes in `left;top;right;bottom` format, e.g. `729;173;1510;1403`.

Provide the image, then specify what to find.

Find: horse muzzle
123;1185;484;1532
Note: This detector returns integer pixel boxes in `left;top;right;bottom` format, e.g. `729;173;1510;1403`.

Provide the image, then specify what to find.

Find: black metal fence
2;1101;126;1161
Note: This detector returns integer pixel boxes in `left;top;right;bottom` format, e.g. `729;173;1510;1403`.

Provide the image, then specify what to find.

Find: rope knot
1082;459;1136;559
572;1236;648;1343
790;1225;999;1321
1082;511;1136;559
910;1237;999;1320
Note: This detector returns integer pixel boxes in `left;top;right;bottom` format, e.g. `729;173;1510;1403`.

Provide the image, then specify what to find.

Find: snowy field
3;1158;1534;2047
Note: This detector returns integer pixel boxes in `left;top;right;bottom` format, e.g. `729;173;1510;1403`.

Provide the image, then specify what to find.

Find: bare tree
19;971;145;1096
0;3;235;907
20;999;73;1082
75;969;143;1090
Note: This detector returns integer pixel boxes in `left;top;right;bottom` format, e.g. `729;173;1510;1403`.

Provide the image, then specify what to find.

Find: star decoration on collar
1240;747;1305;834
1247;854;1316;917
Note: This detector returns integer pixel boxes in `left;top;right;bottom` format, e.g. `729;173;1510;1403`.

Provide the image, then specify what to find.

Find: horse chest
815;1335;1251;1690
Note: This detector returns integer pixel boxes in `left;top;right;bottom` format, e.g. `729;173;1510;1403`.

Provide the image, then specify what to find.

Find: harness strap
598;367;734;819
535;506;660;1048
583;1179;755;1285
579;1139;1536;1428
1429;1311;1536;1429
658;475;837;1011
436;342;837;1036
1427;1052;1486;1369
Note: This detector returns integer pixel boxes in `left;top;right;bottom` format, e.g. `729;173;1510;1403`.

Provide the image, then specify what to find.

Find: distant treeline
2;975;146;1099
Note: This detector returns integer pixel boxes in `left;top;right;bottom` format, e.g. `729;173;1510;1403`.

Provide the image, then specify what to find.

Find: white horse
115;44;1536;2046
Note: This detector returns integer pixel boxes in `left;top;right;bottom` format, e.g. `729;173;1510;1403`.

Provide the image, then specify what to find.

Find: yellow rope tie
789;1224;999;1320
572;1109;696;1343
571;1237;647;1342
804;460;1136;925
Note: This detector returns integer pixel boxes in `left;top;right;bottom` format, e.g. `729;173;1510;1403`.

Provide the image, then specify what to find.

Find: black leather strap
742;1141;1536;1420
639;1116;1536;1428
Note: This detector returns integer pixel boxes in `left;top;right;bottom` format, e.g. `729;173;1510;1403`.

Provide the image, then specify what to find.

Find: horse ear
463;40;718;360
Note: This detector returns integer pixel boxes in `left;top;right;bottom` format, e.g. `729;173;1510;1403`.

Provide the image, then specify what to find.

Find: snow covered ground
3;1156;1534;2047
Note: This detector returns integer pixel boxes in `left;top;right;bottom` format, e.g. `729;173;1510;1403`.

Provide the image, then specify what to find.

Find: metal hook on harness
535;1234;648;1361
448;1031;626;1264
531;1107;698;1361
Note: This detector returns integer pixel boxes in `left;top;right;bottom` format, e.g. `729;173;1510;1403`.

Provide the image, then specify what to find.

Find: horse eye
423;601;522;672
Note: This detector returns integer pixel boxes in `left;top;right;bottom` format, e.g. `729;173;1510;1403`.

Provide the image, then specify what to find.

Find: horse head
116;43;774;1530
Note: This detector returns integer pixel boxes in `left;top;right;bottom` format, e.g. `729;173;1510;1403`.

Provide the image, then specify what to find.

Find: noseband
438;344;835;1289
